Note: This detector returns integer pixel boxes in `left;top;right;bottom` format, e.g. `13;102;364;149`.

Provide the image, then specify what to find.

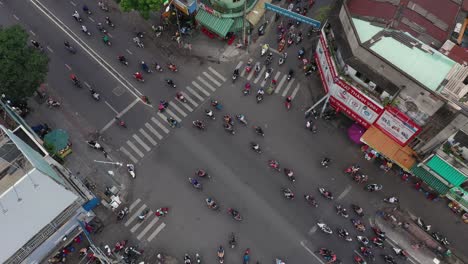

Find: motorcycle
351;218;366;232
243;249;250;264
227;208;242;221
298;48;305;59
345;165;360;174
372;227;386;240
211;100;223;110
97;23;107;34
176;92;187;103
365;183;383;192
155;207;169;217
86;140;104;151
261;44;269;56
254;126;264;137
382;255;397;264
392;247;409;260
353;174;368;184
268;160;281;172
371;237;385;248
104;245;112;256
251;142;261;153
337;228;352;242
64;42;76;54
141;61;152;73
357;236;370;246
256;93;264;103
264;68;272;80
105;17;114;28
317;222;333;234
245;58;253;73
318;187;333;200
229;233;237;248
89;88;100;101
352;204;364;217
287;70;293;81
113;240;127;252
168;63;178;72
205;109;215;120
205;197;219;210
384;196;399;204
126;164;135;178
189;177;202;190
285;96;292;110
232;69;239;83
118;56;128;65
278;38;286;53
46;98;61;108
184;254;192;264
432;232;449;245
98;1;109;11
354;254;367;264
166;79;176;88
217;246;225;263
236;114;247;125
416;217;431;231
196;169;210;179
335;205;349;218
192;120;205;130
284;168;295;182
304;195;318;207
306;120;317;133
138;209;149;221
133;37;144;48
117;207;129;220
243;83;251;95
167;117;179;128
81;25;91;36
321;157;331;168
360;247;375;262
258;22;266;35
134;72;145;82
282;187;295;200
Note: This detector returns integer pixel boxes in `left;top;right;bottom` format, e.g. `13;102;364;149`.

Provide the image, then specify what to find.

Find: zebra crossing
237;60;302;99
119;67;226;163
123;198;167;242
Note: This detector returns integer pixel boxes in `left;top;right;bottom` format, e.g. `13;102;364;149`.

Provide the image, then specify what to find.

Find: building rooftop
440;40;468;65
353;18;457;91
347;0;461;47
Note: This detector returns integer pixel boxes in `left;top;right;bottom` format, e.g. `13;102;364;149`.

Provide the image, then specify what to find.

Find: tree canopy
315;6;332;23
0;25;48;104
120;0;166;19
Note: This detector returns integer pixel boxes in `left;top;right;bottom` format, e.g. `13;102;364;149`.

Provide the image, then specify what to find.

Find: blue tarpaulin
82;197;100;211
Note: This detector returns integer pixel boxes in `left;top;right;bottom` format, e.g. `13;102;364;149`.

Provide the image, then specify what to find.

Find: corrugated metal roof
230;17;245;33
195;10;234;37
411;165;450;194
427;155;467;186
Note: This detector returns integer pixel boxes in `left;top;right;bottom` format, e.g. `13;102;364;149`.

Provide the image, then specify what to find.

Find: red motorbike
285;96;292;110
155;207;169;217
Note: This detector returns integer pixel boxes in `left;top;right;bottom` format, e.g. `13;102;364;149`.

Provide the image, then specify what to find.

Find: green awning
196;9;234;37
411;165;450;195
230;17;246;33
426;155;467;186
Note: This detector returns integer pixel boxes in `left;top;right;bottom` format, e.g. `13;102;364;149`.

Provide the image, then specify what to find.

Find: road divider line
191;81;210;96
120;146;138;163
169;102;187;117
275;75;287;93
147;222;166;242
126;140;144;157
198;76;216;91
13;14;20;20
290;83;300;99
137;216;159;240
104;101;119;114
202;72;221;87
282;79;295;97
129;198;141;212
88;17;95;23
151;117;170;134
101;98;140;133
145;123;163;140
300;241;325;264
29;30;36;36
125;204;147;227
139;129;157;146
208;67;226;82
186;87;204;101
130;210;153;233
337;185;352;201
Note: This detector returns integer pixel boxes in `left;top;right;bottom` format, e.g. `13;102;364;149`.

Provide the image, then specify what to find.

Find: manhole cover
112;86;126;96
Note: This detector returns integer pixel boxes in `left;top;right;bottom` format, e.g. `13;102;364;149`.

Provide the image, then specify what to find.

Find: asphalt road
2;0;466;264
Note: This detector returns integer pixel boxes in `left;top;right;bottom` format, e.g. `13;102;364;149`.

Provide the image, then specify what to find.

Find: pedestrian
103;150;108;158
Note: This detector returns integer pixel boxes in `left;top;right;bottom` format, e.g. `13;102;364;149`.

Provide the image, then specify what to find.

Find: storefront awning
230;17;246;33
361;126;417;171
246;0;271;26
411;165;451;195
196;9;234;38
426;155;467;187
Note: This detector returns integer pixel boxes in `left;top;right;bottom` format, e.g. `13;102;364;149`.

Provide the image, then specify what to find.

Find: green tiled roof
411;165;450;194
427;155;467;186
196;10;234;38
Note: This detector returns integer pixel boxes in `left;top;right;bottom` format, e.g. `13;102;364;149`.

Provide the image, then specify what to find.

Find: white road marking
282;79;295;97
65;64;72;70
137;217;160;240
145;123;163;140
126;140;144;157
273;71;281;81
130;210;153;233
186;86;204;101
120;147;138;163
169;102;187;117
126;49;133;55
13;14;19;20
165;108;181;122
132;134;151;152
246;67;256;80
198;76;216;91
177;97;194;112
202;72;221;87
104;101;119;114
47;46;53;53
208;67;226;82
300;241;325;264
89;17;95;23
129;198;141;212
269;47;280;55
147;222;166;242
384;239;417;264
180;92;197;107
308;225;318;234
253;67;265;84
151;117;170;134
275;75;288;93
235;61;243;70
139;129;157;146
0;1;4;6
125;204;147;227
29;30;36;36
84;81;91;88
69;1;76;6
290;83;300;99
101;98;140;133
191;81;210;96
337;185;353;201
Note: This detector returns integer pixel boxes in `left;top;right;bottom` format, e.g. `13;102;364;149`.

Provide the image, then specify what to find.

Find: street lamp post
93;160;123;166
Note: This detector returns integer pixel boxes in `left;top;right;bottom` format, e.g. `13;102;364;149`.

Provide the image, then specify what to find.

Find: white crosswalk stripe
147;222;166;242
186;86;204;101
165;108;181;122
235;61;243;70
120;146;138;163
176;99;193;112
208;67;226;82
125;204;147;227
253;66;266;84
170;102;188;117
202;72;221;87
246;68;255;80
132;135;151;152
137;217;160;240
261;70;275;87
139;129;157;146
198;76;216;91
191;81;210;96
151;117;170;134
275;75;288;93
282;79;295;97
181;91;198;107
273;71;281;82
129;198;141;212
127;140;144;157
145;123;163;140
290;83;301;99
130;210;153;233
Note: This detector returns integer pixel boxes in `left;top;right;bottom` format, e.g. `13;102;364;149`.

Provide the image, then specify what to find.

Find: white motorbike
317;222;333;234
261;44;269;56
127;164;135;178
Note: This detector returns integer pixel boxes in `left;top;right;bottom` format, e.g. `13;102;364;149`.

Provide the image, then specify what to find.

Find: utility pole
242;0;247;47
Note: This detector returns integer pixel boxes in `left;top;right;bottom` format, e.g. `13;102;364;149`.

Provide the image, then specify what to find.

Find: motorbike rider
134;72;143;80
196;169;207;177
72;10;81;21
176;92;184;101
321;157;331;167
251;142;260;151
205;109;214;118
184;254;191;264
206;197;217;208
233;68;239;77
118;55;127;63
141;61;150;72
31;40;41;49
254;64;261;74
166;79;175;86
254;126;264;136
338;228;348;237
223;115;233;125
167;117;177;127
283;188;294;199
190;177;200;187
387;196;399;203
103;35;110;44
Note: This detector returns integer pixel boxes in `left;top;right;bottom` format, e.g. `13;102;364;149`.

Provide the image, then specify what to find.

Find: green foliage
0;25;48;103
315;5;332;23
120;0;166;19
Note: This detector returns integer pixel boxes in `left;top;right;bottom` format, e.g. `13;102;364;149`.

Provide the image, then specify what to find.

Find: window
355;71;362;78
463;76;468;85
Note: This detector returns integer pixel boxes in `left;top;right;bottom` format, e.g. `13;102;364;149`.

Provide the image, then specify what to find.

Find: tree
120;0;167;19
315;6;332;23
0;25;48;104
